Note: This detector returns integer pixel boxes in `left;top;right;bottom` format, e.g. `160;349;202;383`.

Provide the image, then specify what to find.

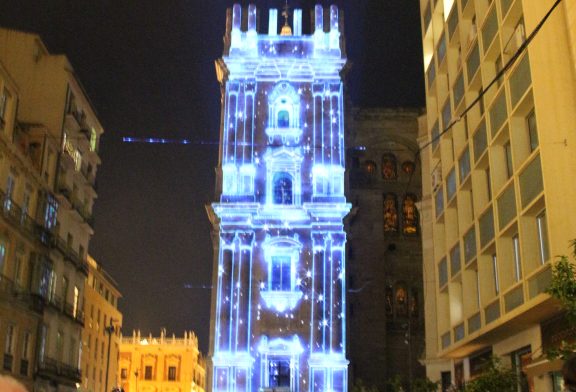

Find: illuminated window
269;358;290;387
121;368;127;379
271;256;291;291
381;154;397;180
513;234;522;281
364;160;376;174
168;366;177;381
144;365;153;380
261;237;303;311
273;173;293;205
277;110;290;128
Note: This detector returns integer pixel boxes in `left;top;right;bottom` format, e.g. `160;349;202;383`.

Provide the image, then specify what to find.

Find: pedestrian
563;355;576;392
0;375;28;392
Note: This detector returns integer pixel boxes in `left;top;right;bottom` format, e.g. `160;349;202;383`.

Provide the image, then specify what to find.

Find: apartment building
0;59;56;391
0;28;103;392
81;255;122;392
346;108;425;390
119;330;206;392
418;0;576;390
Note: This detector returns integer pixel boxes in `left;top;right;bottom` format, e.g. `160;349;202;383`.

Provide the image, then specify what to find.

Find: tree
463;356;518;392
412;378;439;392
545;239;576;359
351;379;381;392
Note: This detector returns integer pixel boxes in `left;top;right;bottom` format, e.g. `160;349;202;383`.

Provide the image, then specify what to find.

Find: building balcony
37;356;81;384
51;236;89;275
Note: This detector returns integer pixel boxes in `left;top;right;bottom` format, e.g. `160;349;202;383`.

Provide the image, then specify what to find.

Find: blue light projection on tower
207;4;351;391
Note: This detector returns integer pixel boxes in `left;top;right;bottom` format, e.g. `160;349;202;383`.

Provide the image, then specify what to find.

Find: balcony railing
37;356;81;383
51;236;88;273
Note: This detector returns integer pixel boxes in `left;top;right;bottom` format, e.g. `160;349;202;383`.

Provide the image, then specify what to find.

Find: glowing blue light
210;4;350;392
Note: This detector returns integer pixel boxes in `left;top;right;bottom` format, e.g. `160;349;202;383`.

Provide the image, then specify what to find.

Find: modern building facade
80;255;122;392
0;28;103;392
346;108;425;390
207;4;350;392
119;330;206;392
418;0;576;390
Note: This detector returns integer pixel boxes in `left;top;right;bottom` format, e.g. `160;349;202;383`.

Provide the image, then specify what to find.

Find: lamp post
104;318;118;392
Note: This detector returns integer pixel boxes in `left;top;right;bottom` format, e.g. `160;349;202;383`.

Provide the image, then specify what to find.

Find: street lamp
104;318;118;392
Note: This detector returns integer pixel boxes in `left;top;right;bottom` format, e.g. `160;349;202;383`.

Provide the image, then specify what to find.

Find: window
450;244;461;277
0;88;8;124
4;325;14;355
364;160;376;174
492;254;500;295
271;256;291;291
513;234;522;281
527;110;538;152
273;173;293;205
277;110;290;128
43;195;58;230
537;211;549;264
4;175;15;211
485;168;492;200
0;241;6;275
504;142;513;178
145;365;153;380
381;154;397;180
56;330;63;361
168;366;177;381
121;368;127;379
269;358;290;387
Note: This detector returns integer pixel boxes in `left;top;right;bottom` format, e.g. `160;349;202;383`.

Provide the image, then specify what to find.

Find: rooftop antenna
280;0;293;36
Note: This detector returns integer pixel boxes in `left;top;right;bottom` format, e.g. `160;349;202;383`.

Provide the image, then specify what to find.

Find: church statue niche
383;193;399;233
395;284;408;317
385;286;393;316
402;160;416;175
410;288;419;317
402;194;419;235
381;153;397;180
364;160;376;175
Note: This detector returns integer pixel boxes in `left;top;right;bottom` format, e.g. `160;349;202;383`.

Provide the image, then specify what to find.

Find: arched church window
385;286;394;316
273;172;293;205
382;153;397;180
402;194;419;235
383;193;399;233
277;109;290;128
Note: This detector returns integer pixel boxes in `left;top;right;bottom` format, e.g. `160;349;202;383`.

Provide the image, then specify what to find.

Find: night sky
0;0;424;353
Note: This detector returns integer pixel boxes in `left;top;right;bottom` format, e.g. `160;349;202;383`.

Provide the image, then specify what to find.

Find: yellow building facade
0;28;104;392
419;0;576;390
81;255;123;392
119;331;206;392
0;58;49;392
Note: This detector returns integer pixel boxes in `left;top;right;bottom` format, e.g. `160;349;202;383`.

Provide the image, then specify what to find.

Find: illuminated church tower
207;4;350;391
